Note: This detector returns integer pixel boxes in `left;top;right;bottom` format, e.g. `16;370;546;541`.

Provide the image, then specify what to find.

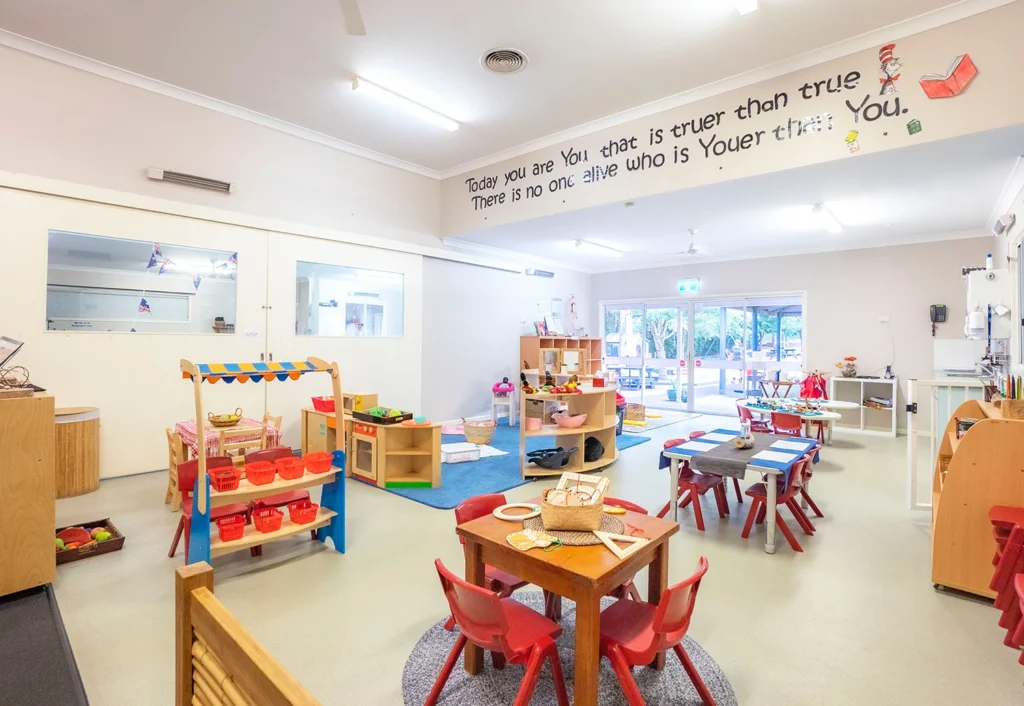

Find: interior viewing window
296;262;404;337
1018;240;1023;365
46;230;237;333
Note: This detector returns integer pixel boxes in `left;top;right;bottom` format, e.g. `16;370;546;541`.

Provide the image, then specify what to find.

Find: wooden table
760;379;795;398
456;502;679;706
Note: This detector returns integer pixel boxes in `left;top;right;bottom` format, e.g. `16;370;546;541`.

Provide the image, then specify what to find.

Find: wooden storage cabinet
351;421;441;489
0;393;56;597
520;336;603;376
519;385;619;478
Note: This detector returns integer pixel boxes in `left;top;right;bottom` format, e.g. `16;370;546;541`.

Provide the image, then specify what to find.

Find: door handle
269;352;273;362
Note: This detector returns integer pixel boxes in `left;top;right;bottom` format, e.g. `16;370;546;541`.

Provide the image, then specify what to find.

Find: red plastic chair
771;411;803;437
737;404;771;433
604;497;648;601
657;432;736;521
799;443;825;518
168;456;251;559
427;559;570;706
445;494;530;630
740;456;815;552
599;556;715;706
1010;575;1024;658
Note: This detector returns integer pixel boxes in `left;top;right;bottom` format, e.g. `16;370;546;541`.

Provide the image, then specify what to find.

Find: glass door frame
599;291;807;415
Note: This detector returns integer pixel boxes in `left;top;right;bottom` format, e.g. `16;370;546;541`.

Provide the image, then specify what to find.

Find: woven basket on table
463;418;496;445
540;488;604;531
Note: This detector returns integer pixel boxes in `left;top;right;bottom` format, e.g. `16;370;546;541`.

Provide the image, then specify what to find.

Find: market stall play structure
180;358;346;565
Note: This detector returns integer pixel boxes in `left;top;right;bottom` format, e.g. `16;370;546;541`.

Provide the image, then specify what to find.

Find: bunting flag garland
153;243;162;257
158;258;174;275
138;298;151;313
228;252;237;266
130;327;137;332
147;252;158;269
193;274;202;291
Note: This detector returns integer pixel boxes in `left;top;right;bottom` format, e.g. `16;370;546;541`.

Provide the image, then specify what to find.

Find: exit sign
677;278;701;293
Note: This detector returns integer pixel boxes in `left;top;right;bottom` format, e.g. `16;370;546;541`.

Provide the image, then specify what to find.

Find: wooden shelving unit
931;398;1024;598
519;384;619;478
520;336;602;376
829;376;898;437
351;420;441;489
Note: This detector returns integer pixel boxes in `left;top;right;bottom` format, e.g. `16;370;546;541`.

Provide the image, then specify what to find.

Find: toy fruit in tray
208;408;243;427
353;406;413;424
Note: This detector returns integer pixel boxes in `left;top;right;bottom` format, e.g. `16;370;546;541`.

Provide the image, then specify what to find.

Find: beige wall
442;2;1024;234
593;237;994;427
421;259;594;421
0;46;441;247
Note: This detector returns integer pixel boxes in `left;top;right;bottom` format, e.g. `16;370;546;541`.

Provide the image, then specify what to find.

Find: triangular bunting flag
192;273;202;291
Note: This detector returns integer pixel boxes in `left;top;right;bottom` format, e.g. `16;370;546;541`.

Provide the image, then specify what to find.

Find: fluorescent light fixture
352;78;459;132
574;239;623;257
811;204;843;234
734;0;758;14
526;269;555;278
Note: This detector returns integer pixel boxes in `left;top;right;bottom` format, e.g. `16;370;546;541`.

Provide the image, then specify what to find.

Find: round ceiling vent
481;48;528;75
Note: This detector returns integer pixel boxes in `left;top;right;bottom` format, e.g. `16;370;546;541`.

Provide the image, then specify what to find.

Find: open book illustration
919;54;978;99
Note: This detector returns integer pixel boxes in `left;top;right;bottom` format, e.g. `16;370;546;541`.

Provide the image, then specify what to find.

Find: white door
263;232;424;449
0;188;269;478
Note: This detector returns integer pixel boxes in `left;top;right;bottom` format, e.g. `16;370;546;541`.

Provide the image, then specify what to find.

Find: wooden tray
351;410;413;425
55;517;126;565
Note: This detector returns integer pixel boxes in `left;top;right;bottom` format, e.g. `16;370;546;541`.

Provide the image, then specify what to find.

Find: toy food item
64;542;81;550
90;527;105;539
95;531;112;542
388;409;401;418
55;538;65;550
507;529;558;551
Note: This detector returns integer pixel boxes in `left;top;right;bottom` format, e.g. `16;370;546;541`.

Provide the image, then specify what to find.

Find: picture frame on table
534;321;548;335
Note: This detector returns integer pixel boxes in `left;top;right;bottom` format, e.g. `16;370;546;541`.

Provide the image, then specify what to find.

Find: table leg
764;472;778;554
803;419;812;438
463;540;484;675
827;421;833;446
574;594;602;706
669;459;680;522
648;543;668;669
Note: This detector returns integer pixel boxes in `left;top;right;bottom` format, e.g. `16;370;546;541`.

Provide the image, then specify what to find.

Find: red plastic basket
214;515;246;542
303;451;333;475
245;461;276;486
311;396;335;413
208;467;242;492
275;456;305;480
252;507;284;534
287;500;320;525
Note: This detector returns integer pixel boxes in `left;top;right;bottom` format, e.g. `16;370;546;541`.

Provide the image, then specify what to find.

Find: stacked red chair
427;559;570;706
599;556;716;705
739;455;816;552
988;506;1024;654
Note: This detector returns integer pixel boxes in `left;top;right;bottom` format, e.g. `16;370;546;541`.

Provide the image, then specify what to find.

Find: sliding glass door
600;295;804;416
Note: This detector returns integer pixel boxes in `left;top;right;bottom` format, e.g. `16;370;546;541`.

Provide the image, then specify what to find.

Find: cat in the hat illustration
878;43;902;95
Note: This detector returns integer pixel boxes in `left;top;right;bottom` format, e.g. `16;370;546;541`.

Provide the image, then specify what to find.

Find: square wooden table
456;502;679;706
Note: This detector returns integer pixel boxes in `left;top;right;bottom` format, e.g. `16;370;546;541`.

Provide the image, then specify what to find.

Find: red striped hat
879;44;896;65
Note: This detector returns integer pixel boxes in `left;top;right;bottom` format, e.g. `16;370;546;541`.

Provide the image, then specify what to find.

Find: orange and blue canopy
183;360;332;384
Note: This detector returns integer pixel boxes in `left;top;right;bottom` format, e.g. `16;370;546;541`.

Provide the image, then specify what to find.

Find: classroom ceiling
0;0;971;174
452;126;1024;272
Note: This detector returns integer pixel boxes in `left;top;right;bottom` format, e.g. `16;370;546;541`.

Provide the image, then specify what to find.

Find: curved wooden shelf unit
932;399;1024;598
520;385;620;478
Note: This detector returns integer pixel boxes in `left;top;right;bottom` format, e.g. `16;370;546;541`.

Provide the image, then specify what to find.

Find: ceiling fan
677;229;705;256
340;0;366;35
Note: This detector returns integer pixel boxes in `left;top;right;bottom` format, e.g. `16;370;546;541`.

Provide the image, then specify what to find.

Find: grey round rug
403;591;738;705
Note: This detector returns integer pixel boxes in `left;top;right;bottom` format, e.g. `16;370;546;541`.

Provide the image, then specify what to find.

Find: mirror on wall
46;230;238;333
295;261;404;337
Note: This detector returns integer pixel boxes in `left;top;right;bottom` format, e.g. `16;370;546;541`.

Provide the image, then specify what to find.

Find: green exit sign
677;278;701;293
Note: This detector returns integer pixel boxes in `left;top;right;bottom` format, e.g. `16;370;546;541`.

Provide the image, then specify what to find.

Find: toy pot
525;417;542;431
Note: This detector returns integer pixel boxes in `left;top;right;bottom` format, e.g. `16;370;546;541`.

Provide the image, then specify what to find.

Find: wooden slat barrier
176;563;320;706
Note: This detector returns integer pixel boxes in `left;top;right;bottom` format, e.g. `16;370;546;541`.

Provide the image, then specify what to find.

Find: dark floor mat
0;585;88;706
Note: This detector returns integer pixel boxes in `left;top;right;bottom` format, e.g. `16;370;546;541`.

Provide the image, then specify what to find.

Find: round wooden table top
56;406;99;416
737;400;842;421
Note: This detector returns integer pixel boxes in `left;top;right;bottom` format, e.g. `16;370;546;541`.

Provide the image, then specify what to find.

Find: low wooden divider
176;563;320;706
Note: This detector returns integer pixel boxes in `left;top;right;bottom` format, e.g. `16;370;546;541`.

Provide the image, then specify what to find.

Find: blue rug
379;423;651;510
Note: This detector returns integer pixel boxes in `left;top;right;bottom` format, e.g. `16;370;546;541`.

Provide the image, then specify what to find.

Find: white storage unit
830;376;899;437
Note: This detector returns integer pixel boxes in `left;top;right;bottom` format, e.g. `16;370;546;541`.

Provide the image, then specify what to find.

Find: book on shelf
919;54;977;99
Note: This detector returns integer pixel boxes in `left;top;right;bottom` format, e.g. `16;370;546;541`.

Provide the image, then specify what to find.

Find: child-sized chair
657;432;736;522
599;556;715;706
740;456;815;552
446;494;530;630
165;428;183;511
737;404;771;433
770;411;803;437
168;456;251;560
799;443;825;519
427;559;570;706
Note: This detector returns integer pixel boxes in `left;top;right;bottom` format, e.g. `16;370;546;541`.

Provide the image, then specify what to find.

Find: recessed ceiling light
734;0;758;15
351;77;459;132
575;239;623;257
811;204;843;234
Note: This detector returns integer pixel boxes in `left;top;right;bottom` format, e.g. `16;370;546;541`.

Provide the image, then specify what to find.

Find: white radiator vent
147;167;232;193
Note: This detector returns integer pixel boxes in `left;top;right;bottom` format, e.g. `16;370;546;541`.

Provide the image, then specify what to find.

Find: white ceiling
0;0;979;173
452;126;1024;272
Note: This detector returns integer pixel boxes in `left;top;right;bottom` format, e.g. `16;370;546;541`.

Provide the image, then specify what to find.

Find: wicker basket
463;418;496;445
624;403;646;422
540;489;604;531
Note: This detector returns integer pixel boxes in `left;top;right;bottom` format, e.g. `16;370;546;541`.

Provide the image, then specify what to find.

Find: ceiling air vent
147;167;232;193
481;48;528;75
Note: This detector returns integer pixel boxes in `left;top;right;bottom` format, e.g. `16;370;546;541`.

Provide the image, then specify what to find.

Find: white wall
593;236;994;428
421;259;594;421
0;46;441;247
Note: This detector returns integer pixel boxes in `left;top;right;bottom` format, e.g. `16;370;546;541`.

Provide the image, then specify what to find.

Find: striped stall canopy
182;360;332;384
